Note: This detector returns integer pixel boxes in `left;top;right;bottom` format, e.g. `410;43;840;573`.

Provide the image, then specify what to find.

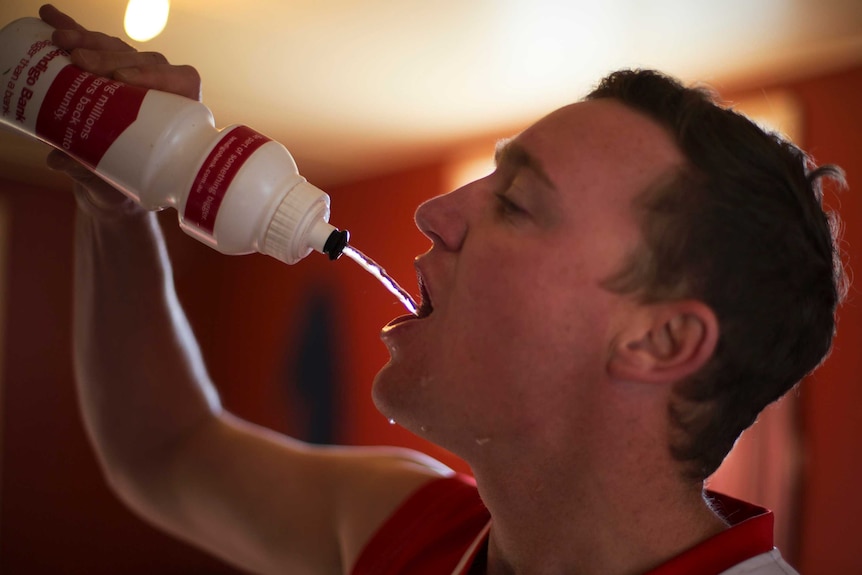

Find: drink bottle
0;17;348;264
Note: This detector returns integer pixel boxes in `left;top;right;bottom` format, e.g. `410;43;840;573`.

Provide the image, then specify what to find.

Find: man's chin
370;363;423;425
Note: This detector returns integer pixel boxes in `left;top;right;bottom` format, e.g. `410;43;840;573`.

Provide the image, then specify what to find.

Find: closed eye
495;192;528;219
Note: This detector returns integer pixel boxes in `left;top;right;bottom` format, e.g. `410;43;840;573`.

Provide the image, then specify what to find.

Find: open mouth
415;273;433;318
384;272;432;328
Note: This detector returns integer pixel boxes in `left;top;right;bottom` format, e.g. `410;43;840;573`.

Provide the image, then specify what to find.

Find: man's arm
43;5;449;574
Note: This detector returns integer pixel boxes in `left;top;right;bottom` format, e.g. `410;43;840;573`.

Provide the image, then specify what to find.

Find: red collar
351;476;774;575
643;491;775;575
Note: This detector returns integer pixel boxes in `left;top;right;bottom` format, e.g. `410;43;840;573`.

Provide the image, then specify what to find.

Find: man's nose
414;185;470;252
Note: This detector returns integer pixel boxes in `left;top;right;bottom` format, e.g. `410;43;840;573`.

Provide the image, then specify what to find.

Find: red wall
0;64;859;573
765;67;861;574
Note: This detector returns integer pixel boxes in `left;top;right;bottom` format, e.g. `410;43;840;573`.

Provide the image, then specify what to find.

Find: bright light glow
733;91;803;144
124;0;170;42
446;145;496;191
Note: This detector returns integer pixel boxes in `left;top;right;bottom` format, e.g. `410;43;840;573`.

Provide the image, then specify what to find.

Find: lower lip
383;313;424;330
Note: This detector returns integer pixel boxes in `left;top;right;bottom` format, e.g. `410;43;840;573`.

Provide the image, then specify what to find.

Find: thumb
47;150;144;217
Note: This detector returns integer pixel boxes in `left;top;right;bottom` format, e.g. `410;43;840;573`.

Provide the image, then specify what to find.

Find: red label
35;65;148;167
183;125;271;236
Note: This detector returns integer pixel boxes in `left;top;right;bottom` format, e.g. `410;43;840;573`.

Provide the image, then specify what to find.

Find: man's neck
471;455;727;575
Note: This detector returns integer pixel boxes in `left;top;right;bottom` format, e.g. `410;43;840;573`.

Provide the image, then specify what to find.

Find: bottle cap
262;180;339;264
322;228;349;260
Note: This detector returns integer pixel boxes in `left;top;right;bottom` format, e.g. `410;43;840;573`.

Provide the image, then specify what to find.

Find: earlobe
608;301;718;384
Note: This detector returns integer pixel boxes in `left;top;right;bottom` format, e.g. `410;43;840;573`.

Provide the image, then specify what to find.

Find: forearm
73;187;221;492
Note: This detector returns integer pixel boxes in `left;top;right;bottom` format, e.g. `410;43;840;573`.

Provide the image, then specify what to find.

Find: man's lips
384;313;419;329
415;272;433;318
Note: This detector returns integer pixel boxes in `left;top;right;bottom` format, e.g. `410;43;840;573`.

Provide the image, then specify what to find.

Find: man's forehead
525;99;664;143
494;138;556;190
515;99;685;194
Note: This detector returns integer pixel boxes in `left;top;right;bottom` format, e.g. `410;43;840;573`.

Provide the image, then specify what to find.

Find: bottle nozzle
323;229;350;260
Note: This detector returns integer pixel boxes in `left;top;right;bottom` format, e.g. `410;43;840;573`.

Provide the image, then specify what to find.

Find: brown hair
589;69;848;480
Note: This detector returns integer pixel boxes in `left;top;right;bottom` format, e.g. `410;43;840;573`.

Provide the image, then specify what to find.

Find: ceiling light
124;0;170;42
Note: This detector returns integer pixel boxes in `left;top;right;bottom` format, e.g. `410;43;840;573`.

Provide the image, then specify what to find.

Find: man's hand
40;4;201;99
39;4;201;214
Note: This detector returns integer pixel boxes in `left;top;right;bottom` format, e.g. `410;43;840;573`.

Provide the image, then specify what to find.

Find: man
41;4;845;574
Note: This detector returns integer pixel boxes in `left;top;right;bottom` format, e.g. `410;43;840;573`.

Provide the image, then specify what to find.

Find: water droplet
388;418;396;425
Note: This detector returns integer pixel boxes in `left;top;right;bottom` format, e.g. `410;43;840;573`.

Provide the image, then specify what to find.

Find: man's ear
607;300;719;384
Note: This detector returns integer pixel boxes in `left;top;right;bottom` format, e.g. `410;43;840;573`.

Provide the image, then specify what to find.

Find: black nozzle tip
323;229;349;260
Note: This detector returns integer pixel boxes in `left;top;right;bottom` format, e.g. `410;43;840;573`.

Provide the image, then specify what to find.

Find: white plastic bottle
0;17;348;264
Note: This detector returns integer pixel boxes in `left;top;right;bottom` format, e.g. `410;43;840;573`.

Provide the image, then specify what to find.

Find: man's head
373;69;845;482
374;94;702;466
588;69;847;480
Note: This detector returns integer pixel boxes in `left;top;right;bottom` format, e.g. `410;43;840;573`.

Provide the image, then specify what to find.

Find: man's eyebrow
494;138;556;190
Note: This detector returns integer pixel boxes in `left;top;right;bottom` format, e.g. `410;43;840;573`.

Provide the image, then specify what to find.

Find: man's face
372;99;685;460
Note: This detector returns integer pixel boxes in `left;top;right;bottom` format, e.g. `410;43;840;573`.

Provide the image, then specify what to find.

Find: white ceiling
2;0;861;188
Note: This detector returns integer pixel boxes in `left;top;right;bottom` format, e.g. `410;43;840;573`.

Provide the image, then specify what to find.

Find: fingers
45;3;134;54
37;4;197;218
66;47;201;101
52;29;135;53
40;3;203;101
39;4;87;33
68;48;167;77
46;149;103;188
115;64;203;100
47;151;145;217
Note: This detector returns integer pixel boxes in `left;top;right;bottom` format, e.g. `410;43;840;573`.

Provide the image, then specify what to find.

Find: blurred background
0;0;859;573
